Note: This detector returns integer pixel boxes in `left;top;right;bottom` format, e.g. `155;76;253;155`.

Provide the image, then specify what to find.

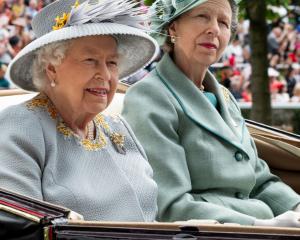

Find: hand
68;211;84;221
254;211;300;228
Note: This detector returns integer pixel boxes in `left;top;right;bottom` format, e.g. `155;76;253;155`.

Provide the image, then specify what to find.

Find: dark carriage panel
51;224;300;240
0;188;70;240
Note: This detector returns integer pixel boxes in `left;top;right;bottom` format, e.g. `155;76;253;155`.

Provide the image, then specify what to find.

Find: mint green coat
122;54;300;225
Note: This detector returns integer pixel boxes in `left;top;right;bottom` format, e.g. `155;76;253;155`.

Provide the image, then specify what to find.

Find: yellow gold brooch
52;0;80;31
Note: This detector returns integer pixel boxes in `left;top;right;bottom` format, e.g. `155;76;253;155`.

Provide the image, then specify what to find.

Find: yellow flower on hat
52;0;80;31
53;12;70;30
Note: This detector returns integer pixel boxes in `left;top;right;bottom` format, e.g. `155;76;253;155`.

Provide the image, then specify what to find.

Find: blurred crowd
1;1;300;104
217;13;300;103
0;0;54;89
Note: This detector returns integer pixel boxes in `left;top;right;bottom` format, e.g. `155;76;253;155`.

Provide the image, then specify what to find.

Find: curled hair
164;0;239;52
32;40;71;91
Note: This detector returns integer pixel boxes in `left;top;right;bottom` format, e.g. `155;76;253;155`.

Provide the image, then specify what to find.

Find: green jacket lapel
156;54;248;156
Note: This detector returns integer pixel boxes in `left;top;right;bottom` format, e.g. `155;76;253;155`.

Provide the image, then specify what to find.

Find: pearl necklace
86;121;94;140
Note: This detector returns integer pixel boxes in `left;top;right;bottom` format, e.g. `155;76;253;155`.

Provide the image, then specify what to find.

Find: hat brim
154;0;208;32
8;23;159;92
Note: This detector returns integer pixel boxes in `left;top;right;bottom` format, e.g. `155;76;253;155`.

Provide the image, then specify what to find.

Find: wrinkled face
49;36;119;115
169;0;232;67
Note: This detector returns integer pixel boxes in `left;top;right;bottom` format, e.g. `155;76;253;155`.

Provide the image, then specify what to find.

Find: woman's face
48;36;119;115
169;0;232;67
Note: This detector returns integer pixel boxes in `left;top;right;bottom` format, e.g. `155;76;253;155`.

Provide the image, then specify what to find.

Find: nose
205;19;220;37
95;62;111;82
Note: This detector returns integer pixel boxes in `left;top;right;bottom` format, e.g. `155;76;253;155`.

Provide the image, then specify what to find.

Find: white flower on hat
65;0;150;30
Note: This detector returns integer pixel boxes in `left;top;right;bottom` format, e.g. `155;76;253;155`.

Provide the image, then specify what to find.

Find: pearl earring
171;35;176;44
50;80;56;87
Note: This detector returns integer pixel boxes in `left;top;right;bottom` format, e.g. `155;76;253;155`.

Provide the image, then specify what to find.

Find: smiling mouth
199;43;217;49
86;88;108;96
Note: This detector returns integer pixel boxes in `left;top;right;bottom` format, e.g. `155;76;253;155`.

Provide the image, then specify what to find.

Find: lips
199;43;218;49
86;88;108;96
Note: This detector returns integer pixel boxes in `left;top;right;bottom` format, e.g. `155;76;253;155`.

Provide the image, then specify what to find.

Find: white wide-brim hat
8;0;159;92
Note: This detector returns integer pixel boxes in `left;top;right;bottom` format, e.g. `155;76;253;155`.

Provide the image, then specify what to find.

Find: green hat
149;0;241;45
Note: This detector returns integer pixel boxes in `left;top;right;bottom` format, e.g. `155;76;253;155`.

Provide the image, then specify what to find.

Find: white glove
294;203;300;212
68;211;84;221
254;211;300;228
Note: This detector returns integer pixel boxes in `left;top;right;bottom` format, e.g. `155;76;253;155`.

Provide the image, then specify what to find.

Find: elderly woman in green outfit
122;0;300;227
0;0;158;221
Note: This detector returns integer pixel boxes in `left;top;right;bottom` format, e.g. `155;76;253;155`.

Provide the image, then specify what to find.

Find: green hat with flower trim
148;0;241;45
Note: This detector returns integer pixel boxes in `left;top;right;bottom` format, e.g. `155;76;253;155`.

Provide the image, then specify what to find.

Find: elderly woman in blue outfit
122;0;300;227
0;0;158;221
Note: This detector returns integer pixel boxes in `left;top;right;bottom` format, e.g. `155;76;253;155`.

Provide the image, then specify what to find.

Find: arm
122;81;256;225
227;89;300;216
250;140;300;216
0;106;45;200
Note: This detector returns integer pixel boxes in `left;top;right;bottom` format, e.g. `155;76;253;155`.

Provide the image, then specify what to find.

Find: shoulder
124;71;177;112
0;96;48;142
127;70;166;94
0;100;45;154
0;101;39;125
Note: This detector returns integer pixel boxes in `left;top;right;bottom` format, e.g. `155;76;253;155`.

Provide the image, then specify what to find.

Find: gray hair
32;37;121;91
32;40;71;91
164;0;239;52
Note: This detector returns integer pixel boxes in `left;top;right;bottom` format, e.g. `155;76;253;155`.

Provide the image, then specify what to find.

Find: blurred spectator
224;35;244;64
286;65;299;98
267;26;287;55
291;83;300;102
230;71;244;100
220;66;233;89
25;0;38;18
269;67;289;102
0;29;12;64
0;62;9;89
241;82;252;102
11;0;26;19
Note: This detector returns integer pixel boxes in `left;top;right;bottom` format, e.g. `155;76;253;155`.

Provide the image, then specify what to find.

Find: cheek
108;77;118;97
218;34;231;52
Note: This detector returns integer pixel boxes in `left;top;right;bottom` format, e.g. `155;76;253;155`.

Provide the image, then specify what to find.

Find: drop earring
50;79;56;87
171;35;176;44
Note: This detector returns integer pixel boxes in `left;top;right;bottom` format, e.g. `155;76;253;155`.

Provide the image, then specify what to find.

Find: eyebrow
193;7;231;20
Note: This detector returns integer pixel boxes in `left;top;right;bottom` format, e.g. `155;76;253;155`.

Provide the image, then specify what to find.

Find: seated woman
0;0;158;221
122;0;300;227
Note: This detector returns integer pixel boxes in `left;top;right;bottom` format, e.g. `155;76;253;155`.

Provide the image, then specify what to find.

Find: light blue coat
0;94;158;221
122;53;300;225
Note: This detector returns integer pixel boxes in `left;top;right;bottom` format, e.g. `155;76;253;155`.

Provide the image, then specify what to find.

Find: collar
155;53;248;157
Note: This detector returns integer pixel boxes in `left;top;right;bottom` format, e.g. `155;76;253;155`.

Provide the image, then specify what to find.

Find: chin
194;54;217;66
88;104;108;115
